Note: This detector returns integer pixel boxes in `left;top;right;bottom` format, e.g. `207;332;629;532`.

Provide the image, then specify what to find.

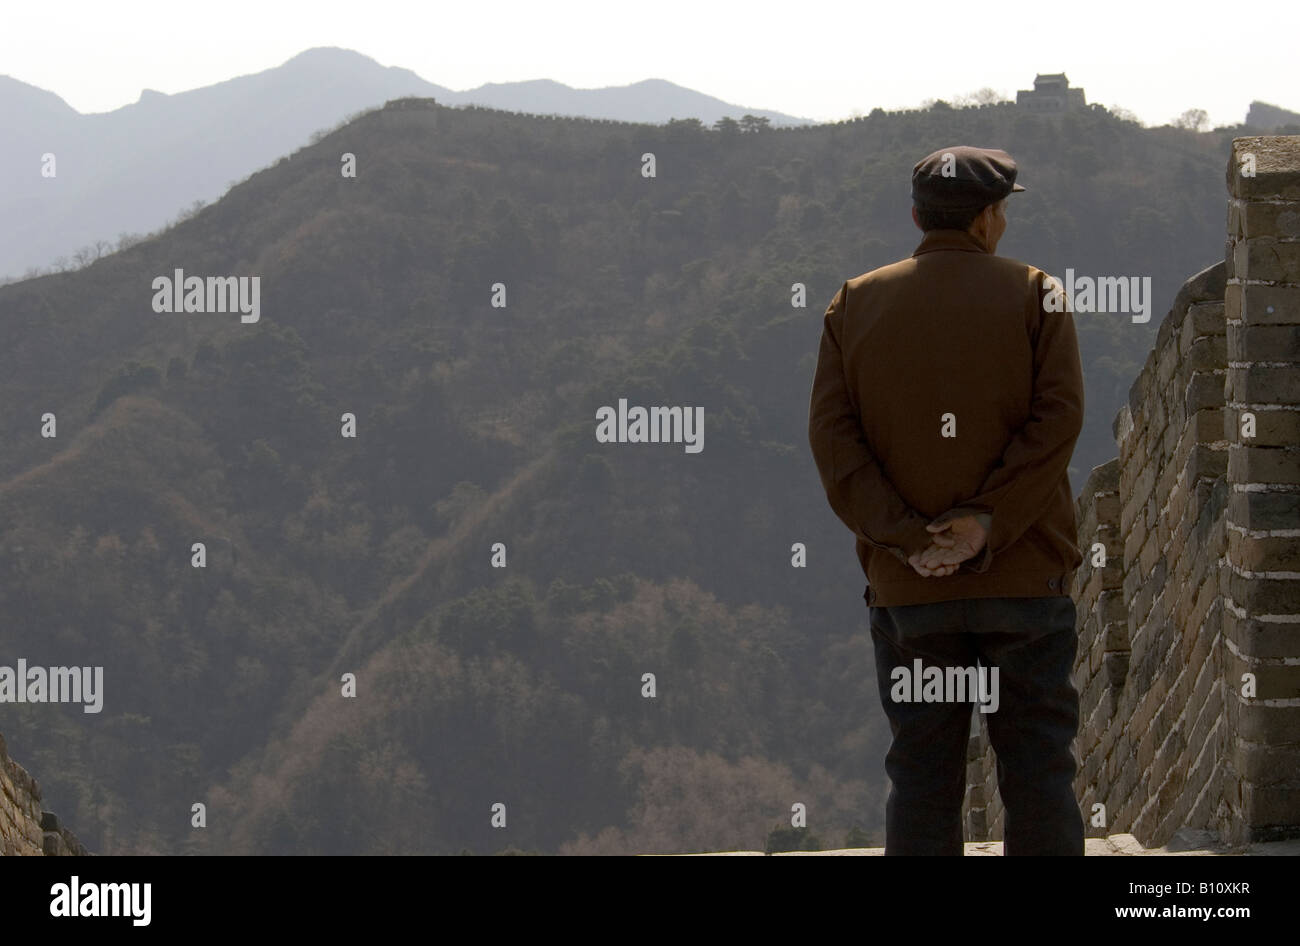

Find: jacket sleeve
808;282;935;564
932;269;1085;573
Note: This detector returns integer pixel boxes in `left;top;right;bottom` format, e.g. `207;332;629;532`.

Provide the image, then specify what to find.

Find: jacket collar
913;228;992;257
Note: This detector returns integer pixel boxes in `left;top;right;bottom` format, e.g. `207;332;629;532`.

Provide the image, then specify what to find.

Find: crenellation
1185;370;1226;415
1188;334;1228;374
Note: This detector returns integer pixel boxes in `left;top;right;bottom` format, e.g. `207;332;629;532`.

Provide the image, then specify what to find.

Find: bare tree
953;87;1009;107
1172;108;1209;132
1107;105;1142;125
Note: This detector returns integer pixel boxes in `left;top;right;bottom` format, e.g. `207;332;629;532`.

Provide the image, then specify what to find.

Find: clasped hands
906;515;989;578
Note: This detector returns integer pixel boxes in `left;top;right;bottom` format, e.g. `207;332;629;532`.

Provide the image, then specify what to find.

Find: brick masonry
965;135;1300;848
0;732;89;856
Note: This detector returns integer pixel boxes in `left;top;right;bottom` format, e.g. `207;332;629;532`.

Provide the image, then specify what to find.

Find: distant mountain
448;75;806;126
0;48;811;280
1245;100;1300;132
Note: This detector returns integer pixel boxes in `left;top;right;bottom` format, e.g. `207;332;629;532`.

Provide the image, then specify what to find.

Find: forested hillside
0;97;1235;853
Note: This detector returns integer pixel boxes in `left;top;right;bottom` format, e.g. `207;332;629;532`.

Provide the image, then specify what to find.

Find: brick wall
0;732;88;856
965;134;1300;848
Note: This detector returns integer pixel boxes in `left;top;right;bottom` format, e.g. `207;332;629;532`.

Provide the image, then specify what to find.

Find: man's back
809;227;1085;606
816;145;1089;856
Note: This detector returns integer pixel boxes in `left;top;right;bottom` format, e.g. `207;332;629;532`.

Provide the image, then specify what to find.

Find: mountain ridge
0;46;808;280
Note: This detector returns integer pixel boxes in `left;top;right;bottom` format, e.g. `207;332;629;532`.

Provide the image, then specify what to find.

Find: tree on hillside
766;823;823;853
954;87;1010;106
1172;108;1209;132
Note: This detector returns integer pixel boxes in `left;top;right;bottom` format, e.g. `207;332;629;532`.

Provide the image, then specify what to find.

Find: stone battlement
965;135;1300;848
0;732;89;856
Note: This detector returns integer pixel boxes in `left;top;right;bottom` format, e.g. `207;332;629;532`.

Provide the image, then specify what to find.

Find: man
807;146;1086;855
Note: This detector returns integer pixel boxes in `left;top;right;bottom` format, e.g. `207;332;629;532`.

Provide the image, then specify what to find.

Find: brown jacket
808;228;1084;607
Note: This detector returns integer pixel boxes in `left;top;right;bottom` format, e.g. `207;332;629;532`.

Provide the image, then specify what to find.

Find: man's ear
911;205;922;230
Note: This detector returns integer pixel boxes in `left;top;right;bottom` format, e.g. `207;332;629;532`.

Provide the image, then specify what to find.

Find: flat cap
912;146;1025;211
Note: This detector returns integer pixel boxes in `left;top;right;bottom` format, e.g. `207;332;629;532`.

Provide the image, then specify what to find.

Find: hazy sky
3;0;1296;127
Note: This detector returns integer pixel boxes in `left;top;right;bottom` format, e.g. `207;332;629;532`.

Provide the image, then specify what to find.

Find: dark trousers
869;594;1084;855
